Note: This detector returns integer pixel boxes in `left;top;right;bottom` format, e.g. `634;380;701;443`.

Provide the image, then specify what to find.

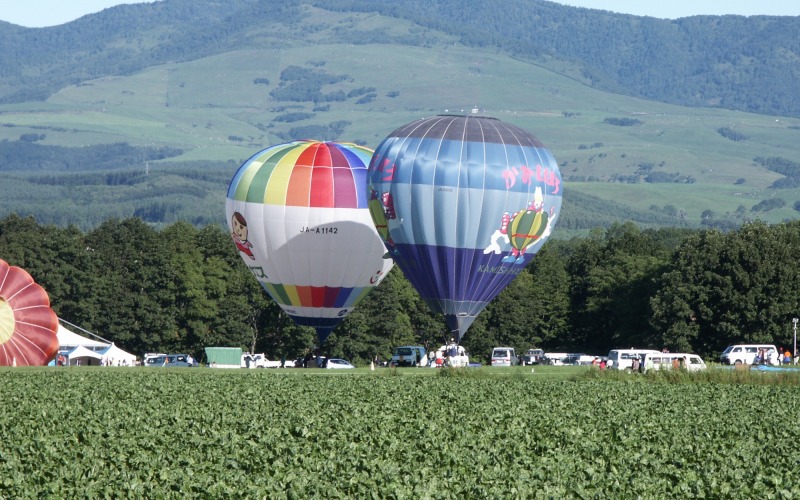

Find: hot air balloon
226;140;394;345
0;259;59;366
367;115;562;343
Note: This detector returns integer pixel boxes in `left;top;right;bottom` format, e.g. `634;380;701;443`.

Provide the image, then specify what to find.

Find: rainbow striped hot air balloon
367;115;562;343
226;140;393;344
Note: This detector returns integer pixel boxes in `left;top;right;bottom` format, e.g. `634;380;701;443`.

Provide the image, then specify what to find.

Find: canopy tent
57;323;108;350
97;343;137;366
66;345;103;366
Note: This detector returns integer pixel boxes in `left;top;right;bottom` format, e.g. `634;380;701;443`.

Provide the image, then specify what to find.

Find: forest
3;213;798;364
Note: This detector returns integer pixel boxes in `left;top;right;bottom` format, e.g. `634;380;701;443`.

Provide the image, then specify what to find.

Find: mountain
1;0;799;232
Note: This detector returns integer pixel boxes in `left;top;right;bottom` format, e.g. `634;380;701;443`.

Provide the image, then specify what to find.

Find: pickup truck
241;353;281;368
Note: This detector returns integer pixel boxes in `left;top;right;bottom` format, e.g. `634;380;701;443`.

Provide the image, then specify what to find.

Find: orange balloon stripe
285;165;312;206
295;285;313;306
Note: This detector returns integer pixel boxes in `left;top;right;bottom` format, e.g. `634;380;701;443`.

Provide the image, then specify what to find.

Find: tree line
1;213;798;365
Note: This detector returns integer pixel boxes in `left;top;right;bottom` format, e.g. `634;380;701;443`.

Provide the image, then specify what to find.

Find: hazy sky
551;0;800;19
0;0;798;27
0;1;154;27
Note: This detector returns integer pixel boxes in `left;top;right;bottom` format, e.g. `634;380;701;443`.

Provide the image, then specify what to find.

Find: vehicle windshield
721;346;733;354
395;348;413;356
493;350;508;357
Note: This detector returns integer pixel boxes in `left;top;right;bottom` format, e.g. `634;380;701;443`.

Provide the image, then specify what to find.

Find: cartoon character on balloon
483;186;555;264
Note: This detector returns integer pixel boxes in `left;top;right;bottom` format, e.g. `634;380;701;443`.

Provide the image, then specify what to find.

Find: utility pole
793;318;798;365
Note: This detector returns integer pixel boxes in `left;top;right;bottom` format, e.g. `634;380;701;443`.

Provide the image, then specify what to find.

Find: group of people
775;347;796;365
754;347;796;365
590;357;607;370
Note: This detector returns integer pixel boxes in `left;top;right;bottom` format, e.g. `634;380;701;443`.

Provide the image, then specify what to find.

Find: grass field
2;366;799;497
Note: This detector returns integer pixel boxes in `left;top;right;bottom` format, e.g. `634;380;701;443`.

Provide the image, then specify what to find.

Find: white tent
66;345;104;366
98;343;137;366
57;323;108;350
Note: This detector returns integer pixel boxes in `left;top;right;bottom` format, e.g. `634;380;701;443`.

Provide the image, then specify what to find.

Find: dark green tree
0;214;100;326
651;221;800;356
83;218;177;355
566;223;672;354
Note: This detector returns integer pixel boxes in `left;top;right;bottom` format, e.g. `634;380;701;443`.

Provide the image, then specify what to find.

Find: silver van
491;347;518;367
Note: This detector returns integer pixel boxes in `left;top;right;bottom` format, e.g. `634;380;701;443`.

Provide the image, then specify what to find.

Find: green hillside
1;6;799;231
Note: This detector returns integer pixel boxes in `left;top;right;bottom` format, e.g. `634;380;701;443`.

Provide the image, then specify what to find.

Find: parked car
567;353;597;365
307;355;329;368
522;348;545;365
326;358;355;369
143;353;166;366
543;352;570;365
390;346;428;367
491;347;518;367
145;354;197;367
720;344;779;366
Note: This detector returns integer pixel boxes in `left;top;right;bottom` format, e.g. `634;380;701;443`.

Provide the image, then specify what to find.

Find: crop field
2;367;800;498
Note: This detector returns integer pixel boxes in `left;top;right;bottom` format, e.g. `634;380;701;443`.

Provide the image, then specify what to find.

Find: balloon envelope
226;140;394;344
0;259;59;366
367;115;562;342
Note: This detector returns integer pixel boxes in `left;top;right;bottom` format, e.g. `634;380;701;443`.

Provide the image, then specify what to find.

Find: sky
0;0;799;27
551;0;800;19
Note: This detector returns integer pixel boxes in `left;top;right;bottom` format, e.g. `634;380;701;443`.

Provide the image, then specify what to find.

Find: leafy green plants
1;367;799;497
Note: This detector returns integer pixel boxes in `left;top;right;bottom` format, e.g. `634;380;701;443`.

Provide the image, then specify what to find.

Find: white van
640;352;707;373
491;347;518;367
390;346;428;367
607;348;660;370
720;344;779;366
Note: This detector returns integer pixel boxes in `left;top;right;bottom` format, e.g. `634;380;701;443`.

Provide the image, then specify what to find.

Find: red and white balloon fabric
0;259;59;366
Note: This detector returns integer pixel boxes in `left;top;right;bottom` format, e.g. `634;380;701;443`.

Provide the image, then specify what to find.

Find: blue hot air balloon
367;115;562;343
